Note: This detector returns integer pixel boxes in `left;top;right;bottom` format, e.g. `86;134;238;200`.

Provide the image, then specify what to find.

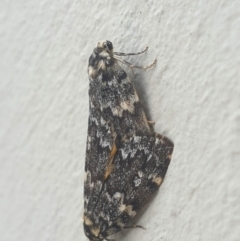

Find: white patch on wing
111;106;123;117
88;66;96;78
84;171;89;181
138;171;143;178
90;226;101;237
84;216;93;226
121;148;129;159
84;197;89;206
87;135;91;150
146;154;152;162
134;177;141;187
100;117;106;125
117;220;125;228
152;175;163;186
125;205;136;217
120;101;135;113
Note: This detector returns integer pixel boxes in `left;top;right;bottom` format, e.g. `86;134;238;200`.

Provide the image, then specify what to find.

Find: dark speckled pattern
83;41;174;241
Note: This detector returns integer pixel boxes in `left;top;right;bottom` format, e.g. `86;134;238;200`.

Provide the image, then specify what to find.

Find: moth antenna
113;46;148;56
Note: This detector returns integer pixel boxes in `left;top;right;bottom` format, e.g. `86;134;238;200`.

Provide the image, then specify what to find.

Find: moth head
88;40;115;77
95;40;114;56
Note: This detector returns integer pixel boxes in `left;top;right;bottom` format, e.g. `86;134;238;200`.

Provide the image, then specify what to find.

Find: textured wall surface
1;1;240;241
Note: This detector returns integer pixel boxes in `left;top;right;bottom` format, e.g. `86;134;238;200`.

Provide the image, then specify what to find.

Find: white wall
1;1;239;241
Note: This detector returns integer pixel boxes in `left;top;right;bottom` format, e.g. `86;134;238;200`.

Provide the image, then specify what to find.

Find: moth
84;40;174;241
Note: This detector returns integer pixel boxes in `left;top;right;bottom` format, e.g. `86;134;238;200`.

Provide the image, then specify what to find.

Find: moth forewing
84;40;174;241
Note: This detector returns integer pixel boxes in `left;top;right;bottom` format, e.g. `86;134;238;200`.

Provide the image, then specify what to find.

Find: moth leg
115;58;157;74
113;46;148;56
124;225;146;230
148;120;155;125
115;58;134;74
129;59;157;70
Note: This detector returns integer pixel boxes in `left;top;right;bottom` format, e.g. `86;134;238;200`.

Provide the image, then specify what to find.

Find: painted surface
0;1;239;241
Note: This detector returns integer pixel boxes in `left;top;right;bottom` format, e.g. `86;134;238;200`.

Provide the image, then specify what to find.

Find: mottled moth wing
91;133;173;237
84;100;115;214
88;55;151;139
83;40;174;241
